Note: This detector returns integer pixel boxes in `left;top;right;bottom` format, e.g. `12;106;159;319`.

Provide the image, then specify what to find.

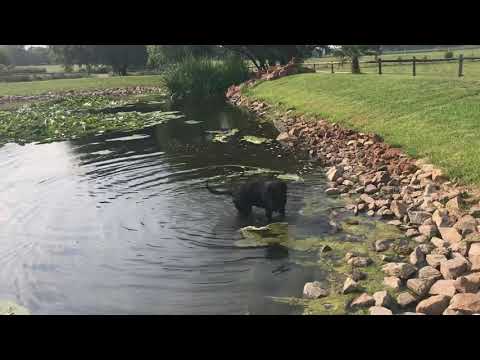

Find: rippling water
0;99;339;314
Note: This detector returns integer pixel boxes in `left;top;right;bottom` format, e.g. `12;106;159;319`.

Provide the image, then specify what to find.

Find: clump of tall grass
163;55;249;100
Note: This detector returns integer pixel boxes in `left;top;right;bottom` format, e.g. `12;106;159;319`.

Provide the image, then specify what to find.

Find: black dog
206;178;287;222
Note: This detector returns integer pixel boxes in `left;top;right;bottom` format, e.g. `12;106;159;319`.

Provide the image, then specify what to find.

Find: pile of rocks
228;92;480;315
0;86;164;105
226;61;315;100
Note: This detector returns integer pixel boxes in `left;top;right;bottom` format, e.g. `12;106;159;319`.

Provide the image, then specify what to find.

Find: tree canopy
49;45;148;75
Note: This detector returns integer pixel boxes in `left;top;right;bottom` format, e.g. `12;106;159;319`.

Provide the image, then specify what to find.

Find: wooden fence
300;55;480;77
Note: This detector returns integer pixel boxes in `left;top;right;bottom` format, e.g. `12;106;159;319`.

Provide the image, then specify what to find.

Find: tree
49;45;148;75
223;45;326;70
147;45;223;69
332;45;381;74
0;48;11;65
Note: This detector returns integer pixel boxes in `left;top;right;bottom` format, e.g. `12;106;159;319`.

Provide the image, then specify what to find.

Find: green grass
243;73;480;185
0;75;163;96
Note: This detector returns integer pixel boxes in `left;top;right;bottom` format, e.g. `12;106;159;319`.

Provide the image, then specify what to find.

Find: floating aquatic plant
241;135;271;144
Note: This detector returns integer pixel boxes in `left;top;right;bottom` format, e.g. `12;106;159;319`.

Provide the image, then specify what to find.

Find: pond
0;97;399;314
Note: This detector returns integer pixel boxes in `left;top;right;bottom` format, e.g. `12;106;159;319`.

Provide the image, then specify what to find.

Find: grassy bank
0;75;163;96
243;73;480;185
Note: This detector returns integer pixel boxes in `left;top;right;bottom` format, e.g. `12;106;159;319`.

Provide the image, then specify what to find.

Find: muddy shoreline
227;82;480;315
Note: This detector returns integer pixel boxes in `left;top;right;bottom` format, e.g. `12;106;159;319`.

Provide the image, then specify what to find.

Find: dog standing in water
206;178;287;222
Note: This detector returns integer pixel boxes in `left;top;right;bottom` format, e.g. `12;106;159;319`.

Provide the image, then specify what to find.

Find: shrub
163;55;249;100
445;51;454;59
12;67;47;74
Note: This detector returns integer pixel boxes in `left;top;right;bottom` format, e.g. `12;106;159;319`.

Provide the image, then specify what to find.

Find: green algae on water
241;135;272;145
212;129;239;143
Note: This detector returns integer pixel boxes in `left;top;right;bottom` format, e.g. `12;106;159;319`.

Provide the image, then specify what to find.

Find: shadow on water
0;96;343;314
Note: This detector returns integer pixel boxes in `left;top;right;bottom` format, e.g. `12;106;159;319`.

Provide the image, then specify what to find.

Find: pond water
0;98;353;314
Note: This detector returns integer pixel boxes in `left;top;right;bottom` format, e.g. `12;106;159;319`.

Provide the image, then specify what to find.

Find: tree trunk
351;56;361;74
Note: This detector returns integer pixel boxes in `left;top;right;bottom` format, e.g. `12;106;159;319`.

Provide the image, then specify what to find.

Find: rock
382;262;416;280
397;292;418;308
446;196;464;213
276;132;289;142
360;194;375;204
443;308;464;315
469;206;480;218
432;209;451;228
422;183;435;195
431;237;448;248
438;227;462;244
326;166;344;182
431;247;450;257
429;280;457;298
426;254;448;268
373;291;393;308
418;266;442;282
406;228;420;238
384;276;401;290
303;281;329;299
350;270;367;282
448;293;480;314
408;211;432;225
348;256;372;267
350;293;375;310
465;232;480;244
343;278;360;294
345;252;356;261
453;215;477;236
432;169;446;182
369;306;393;315
454;273;480;293
325;188;340;196
390;200;407;219
416;295;450;315
469;243;480;271
418;224;438;238
409;247;426;267
407;278;434;297
388;220;403;226
367;210;375;217
375;239;392;252
414;235;429;243
449;241;469;257
417;243;434;255
365;184;378;194
440;257;470;280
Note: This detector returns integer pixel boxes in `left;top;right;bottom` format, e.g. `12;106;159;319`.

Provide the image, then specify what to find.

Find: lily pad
184;120;203;125
241;135;271;145
212;129;239;143
0;300;30;315
276;173;304;182
236;222;290;247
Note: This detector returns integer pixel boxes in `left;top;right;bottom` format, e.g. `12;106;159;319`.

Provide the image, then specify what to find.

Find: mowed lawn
243;73;480;185
0;75;164;96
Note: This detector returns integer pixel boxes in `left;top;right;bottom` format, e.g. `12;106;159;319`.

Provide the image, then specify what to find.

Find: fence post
331;62;334;74
413;56;416;77
459;54;464;77
378;57;382;75
313;63;316;72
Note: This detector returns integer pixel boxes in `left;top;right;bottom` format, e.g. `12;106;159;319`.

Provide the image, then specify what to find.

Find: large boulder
447;293;480;314
440;257;470;280
429;279;457;298
369;306;393;315
303;281;329;299
382;262;416;280
416;295;450;315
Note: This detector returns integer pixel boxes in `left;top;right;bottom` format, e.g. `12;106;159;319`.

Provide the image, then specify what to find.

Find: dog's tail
206;179;233;196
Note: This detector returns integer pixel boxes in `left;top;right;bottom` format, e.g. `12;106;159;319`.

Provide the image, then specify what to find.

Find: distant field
0;75;163;96
243;73;480;186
